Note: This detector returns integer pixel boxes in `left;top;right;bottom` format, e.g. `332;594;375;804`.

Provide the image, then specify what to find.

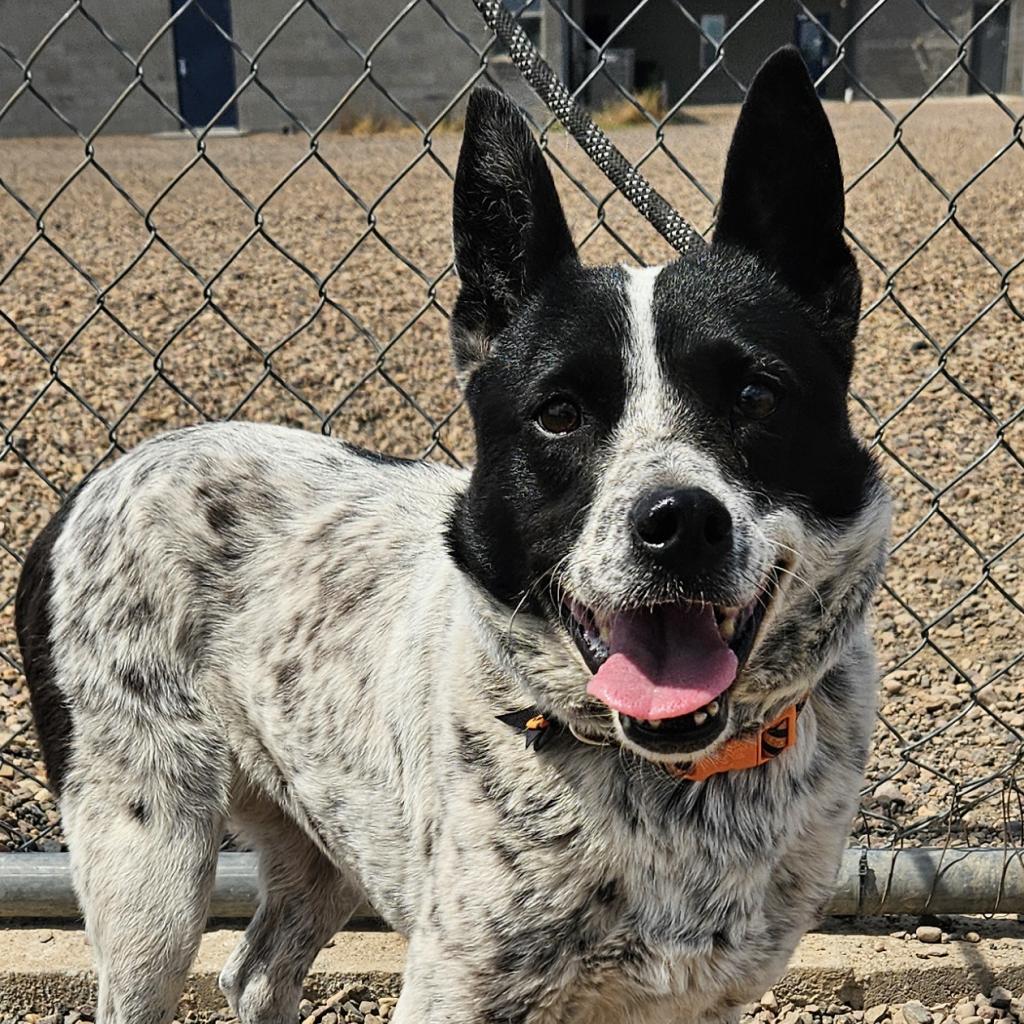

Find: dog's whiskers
749;524;826;619
505;554;573;644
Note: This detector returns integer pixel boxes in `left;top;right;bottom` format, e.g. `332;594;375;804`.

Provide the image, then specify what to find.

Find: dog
16;47;889;1024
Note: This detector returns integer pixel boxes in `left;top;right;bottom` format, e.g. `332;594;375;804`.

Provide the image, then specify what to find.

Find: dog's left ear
714;47;860;351
451;88;577;382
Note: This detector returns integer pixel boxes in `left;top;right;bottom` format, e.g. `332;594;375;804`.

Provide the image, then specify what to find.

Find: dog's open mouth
561;569;781;755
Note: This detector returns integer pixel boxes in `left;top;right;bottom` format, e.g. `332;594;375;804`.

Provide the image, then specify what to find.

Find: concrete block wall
580;0;852;103
849;0;1023;99
229;0;491;132
0;0;180;137
1008;0;1024;93
0;0;1020;138
0;0;492;138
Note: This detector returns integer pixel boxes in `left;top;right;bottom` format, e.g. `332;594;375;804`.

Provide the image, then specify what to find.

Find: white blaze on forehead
621;264;674;432
567;264;764;608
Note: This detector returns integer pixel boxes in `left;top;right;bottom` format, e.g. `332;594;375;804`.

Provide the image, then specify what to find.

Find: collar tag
496;706;557;751
665;702;801;783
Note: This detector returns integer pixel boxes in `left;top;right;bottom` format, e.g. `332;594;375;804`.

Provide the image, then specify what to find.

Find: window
502;0;543;49
699;14;726;71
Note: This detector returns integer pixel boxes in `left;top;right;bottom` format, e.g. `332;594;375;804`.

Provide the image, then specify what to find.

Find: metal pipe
1;849;1022;919
831;847;1024;915
0;852;259;919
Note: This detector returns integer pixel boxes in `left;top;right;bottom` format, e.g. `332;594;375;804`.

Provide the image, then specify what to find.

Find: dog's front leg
391;932;492;1024
390;932;464;1024
393;930;567;1024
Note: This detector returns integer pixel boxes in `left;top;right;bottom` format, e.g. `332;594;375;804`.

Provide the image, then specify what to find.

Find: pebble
9;984;1022;1024
901;1002;934;1024
874;781;909;808
990;990;1013;1011
916;925;943;944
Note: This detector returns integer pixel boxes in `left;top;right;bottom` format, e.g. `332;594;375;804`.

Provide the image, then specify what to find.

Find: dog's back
18;420;464;792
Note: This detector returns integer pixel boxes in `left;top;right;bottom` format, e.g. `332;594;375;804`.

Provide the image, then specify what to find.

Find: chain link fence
0;0;1021;905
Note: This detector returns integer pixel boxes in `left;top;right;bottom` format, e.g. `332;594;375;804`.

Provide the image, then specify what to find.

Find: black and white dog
17;48;889;1024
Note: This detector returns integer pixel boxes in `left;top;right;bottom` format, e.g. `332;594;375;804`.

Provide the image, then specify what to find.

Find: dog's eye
536;397;582;435
735;380;779;420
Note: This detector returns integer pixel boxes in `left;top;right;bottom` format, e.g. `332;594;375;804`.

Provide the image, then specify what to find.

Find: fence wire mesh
0;0;1021;901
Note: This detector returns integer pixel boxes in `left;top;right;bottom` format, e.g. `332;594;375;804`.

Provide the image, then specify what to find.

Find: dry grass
594;85;671;127
329;109;465;136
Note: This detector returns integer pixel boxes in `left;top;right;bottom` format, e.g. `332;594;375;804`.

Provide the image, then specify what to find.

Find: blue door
171;0;238;128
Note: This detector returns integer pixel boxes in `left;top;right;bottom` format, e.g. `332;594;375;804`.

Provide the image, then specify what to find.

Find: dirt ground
2;917;1024;1023
0;94;1022;852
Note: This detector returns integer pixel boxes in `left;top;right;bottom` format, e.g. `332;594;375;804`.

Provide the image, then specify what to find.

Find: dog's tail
14;490;79;800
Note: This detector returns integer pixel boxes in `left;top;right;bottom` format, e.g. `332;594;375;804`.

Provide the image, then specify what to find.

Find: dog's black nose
630;488;733;572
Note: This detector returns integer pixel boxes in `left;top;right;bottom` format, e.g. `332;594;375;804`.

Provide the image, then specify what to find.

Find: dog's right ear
451;89;576;382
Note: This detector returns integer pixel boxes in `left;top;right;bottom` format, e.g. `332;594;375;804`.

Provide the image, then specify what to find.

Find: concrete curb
1;925;1022;1016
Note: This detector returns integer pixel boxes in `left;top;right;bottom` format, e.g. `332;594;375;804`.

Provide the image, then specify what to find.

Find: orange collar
496;700;805;782
664;701;803;782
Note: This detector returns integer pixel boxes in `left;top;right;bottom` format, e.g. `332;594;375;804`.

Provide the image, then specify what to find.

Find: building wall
574;0;1024;104
229;0;491;132
574;0;851;103
0;0;493;138
848;0;1022;98
1009;0;1024;93
0;0;1020;138
0;0;180;137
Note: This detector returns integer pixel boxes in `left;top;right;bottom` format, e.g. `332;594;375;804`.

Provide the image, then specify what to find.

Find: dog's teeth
692;711;708;726
717;609;737;642
645;718;662;730
705;701;720;717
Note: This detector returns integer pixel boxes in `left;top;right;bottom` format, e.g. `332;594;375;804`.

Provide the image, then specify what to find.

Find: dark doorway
794;13;832;96
969;3;1009;94
171;0;238;129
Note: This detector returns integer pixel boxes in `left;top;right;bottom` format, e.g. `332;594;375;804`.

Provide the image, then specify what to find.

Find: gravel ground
4;983;1023;1024
1;94;1022;854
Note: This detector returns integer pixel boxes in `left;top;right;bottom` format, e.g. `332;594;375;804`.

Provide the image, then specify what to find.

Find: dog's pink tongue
587;604;738;720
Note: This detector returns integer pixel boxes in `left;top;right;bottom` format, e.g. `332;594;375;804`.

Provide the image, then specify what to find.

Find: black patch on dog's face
449;261;630;605
649;252;873;520
448;53;874;617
